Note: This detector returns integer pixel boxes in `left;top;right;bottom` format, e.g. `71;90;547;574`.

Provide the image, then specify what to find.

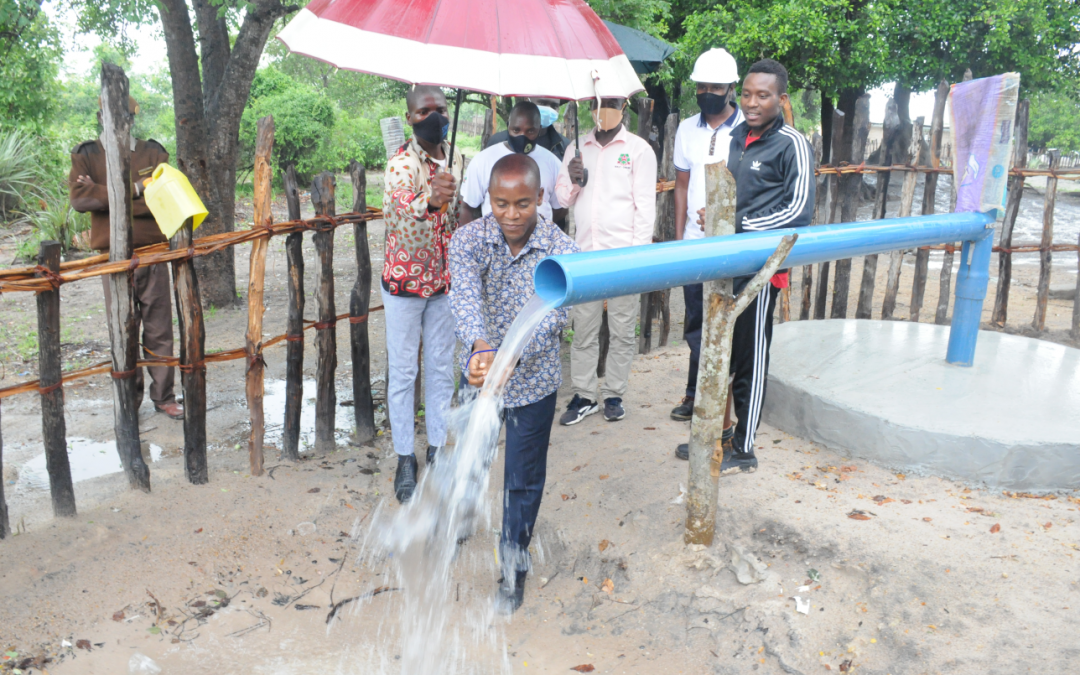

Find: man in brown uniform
68;96;184;419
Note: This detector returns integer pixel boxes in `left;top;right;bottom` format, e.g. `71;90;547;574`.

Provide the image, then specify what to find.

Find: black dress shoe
394;454;418;503
495;570;527;615
426;445;439;466
670;396;694;421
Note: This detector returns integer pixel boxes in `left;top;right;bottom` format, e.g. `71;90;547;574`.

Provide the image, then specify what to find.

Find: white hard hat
690;48;739;84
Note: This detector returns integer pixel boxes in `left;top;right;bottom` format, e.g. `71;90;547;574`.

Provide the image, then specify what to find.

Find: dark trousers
729;284;777;455
500;389;558;574
682;283;703;398
101;263;176;406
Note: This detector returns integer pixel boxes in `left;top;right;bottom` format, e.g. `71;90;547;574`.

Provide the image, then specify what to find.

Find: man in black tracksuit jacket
719;58;814;475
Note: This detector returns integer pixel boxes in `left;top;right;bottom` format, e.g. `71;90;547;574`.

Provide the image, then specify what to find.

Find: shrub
0;127;45;221
15;186;91;260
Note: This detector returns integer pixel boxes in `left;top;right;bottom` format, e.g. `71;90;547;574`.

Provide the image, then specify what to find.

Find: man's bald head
509;101;541;128
491;153;541;193
406;85;447;114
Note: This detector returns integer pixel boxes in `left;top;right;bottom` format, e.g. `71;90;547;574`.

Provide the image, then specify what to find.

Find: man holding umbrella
382;85;463;503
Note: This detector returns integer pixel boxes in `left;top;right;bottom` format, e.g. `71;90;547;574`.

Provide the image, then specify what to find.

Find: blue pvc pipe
534;211;997;365
946;228;994;366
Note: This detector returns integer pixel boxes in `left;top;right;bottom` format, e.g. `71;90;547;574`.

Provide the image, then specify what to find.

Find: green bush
0;126;44;221
15;189;91;260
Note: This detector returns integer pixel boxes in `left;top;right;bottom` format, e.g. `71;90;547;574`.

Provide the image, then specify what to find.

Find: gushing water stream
353;294;558;674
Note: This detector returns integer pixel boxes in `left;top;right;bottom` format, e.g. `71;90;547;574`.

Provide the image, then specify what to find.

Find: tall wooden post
685;163;795;546
856;98;899;319
934;70;973;326
36;241;76;516
0;402;8;538
882;117;925;320
101;63;150;492
831;94;871;319
815;109;845;319
245;115;274;477
311;172;338;453
635;97;658;354
282;165;304;460
655;113;678;346
169;217;207;483
1032;150;1061;332
910;80;949;323
801;133;825;321
481;108;494;149
991;100;1030;327
349;160;376;444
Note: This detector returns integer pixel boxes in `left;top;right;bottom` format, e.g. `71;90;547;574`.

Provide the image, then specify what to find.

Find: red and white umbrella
276;0;644;100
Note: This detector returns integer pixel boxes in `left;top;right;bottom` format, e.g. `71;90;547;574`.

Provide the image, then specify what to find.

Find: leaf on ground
990;523;1001;533
643;427;656;430
923;517;932;522
75;640;91;651
601;578;614;594
966;506;984;513
570;665;595;672
598;539;611;552
839;659;852;672
191;600;206;608
1043;522;1052;529
562;494;570;501
112;610;125;622
572;466;582;472
895;473;905;480
901;499;913;504
840;465;858;472
847;510;871;521
194;528;203;533
871;495;893;504
308;487;321;493
599;474;610;480
147;626;161;635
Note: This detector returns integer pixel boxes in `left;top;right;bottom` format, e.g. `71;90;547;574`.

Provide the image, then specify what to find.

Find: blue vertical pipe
946;227;995;366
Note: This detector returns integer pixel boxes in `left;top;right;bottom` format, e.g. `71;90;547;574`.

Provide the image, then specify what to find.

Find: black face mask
412;112;449;145
697;91;729;116
507;133;535;154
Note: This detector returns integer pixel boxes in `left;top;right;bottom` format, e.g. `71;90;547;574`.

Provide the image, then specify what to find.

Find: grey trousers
380;287;457;456
101;263;176;406
569;294;639;401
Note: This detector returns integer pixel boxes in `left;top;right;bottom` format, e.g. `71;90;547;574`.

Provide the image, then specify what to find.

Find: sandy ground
0;179;1079;674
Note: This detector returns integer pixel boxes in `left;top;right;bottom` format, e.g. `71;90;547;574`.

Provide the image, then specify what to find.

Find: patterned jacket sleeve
448;227;489;349
384;151;431;221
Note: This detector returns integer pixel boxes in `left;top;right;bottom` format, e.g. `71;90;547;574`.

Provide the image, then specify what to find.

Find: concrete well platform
763;320;1080;490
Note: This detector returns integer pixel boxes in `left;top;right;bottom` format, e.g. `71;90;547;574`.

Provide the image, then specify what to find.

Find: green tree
0;1;62;129
1028;91;1080;154
70;0;302;307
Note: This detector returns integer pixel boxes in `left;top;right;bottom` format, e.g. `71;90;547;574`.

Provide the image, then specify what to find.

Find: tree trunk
820;93;835;164
156;0;292;308
892;82;912;161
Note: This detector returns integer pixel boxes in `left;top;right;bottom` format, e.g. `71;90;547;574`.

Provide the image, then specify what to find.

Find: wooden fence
0;66;382;535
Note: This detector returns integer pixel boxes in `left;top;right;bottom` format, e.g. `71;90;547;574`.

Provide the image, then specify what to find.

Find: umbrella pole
574;103;588;187
447;88;463;172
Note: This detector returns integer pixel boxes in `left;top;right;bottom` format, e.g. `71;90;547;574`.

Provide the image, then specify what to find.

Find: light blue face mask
537;105;560;128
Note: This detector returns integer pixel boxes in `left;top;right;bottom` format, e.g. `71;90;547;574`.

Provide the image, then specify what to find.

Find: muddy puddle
16;438;164;493
261;378;387;451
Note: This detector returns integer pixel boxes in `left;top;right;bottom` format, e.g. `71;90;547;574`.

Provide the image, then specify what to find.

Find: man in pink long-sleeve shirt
555;96;658;425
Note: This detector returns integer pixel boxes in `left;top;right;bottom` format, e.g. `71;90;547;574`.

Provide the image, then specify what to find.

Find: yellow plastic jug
144;164;208;238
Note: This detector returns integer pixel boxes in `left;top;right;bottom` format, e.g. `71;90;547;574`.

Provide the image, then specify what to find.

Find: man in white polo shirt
670;48;743;461
459;101;566;225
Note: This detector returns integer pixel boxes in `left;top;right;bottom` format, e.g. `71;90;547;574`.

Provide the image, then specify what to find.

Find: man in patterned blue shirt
449;153;579;614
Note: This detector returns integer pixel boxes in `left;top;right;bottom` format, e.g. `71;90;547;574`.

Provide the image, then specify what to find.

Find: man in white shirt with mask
460;101;567;226
669;48;743;461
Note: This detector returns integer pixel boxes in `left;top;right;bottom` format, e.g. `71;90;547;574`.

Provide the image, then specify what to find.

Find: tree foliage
1028;91;1080;154
0;1;62;129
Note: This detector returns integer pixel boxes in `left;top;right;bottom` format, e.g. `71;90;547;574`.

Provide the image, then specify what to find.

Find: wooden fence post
991;99;1030;327
245;115;274;477
856;98;899;319
282;165;304;460
815;109;845;319
0;402;8;538
655;113;679;346
348;160;376;444
1033;149;1061;331
311;171;338;453
36;241;76;516
100;63;150;492
831;94;871;319
169;217;208;484
635;97;657;354
882;117;925;320
934;70;973;325
800;132;824;321
910;79;949;323
481;108;494;149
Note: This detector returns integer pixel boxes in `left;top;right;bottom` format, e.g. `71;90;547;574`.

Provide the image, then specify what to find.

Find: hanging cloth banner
144;163;209;238
950;73;1021;217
